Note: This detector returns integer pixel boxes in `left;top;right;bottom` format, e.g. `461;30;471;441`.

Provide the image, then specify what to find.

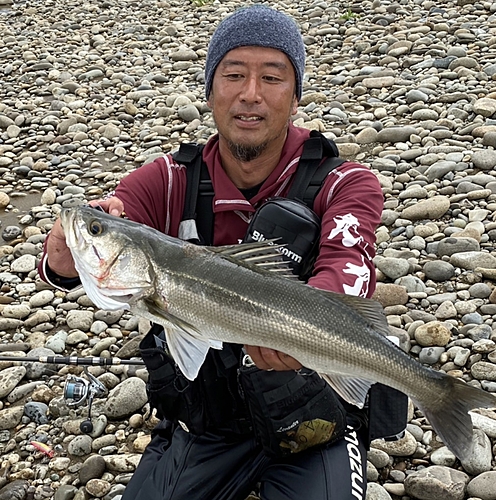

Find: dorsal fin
209;241;299;280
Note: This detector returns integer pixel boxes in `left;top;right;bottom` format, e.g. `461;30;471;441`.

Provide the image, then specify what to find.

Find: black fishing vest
170;131;408;443
175;130;344;246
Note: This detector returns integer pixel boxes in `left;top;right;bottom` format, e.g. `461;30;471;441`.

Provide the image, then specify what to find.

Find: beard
227;140;268;162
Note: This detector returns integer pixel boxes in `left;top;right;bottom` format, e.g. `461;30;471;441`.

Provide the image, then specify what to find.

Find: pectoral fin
164;327;221;381
144;298;222;381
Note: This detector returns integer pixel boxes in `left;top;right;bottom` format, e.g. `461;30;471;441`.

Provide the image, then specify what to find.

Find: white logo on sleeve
343;258;370;297
327;213;363;247
328;214;370;297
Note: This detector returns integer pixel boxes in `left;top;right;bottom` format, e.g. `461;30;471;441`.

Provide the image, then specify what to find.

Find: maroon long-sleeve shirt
40;123;383;299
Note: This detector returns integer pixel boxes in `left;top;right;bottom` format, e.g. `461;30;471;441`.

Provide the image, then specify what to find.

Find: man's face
207;46;298;162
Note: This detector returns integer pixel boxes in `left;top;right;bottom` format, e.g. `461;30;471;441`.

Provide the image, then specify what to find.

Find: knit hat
205;5;306;100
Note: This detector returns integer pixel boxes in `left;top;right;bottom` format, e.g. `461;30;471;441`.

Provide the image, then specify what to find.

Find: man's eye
89;220;104;236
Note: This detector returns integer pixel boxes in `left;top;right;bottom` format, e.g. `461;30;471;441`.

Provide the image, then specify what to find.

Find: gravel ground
1;0;496;498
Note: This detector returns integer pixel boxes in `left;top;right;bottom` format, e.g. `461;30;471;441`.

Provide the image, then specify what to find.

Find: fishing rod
0;355;145;366
0;354;145;434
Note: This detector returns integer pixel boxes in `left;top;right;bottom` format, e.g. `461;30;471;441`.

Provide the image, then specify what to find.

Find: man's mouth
236;115;263;122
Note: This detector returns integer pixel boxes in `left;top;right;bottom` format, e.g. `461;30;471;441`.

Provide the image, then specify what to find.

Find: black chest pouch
243;197;320;282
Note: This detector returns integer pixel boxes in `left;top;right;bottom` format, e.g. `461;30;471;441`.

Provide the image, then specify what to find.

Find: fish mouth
60;207;154;310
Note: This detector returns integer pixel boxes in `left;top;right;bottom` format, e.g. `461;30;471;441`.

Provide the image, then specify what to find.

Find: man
40;6;384;499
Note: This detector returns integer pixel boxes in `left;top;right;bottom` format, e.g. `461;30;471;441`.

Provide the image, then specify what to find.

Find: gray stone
374;257;411;280
94;310;124;325
419;346;445;365
0;480;29;500
24;402;49;424
404;466;469;500
406;89;429;104
25;348;56;379
468;283;492;298
472;149;496;170
10;254;36;273
437;237;480;256
66;310;94;331
53;484;78;500
103;377;148;419
103;454;142;473
471;362;496;381
366;482;393;500
430;447;457;467
86;479;111;498
376;126;418;143
473;98;496;118
450;252;496;270
29;290;55;308
80;455;107;485
460;429;492;475
68;435;93;457
178;104;201;122
467;471;496;500
423;260;455;281
0;406;24;430
425;161;456;182
401;196;450;221
371;431;417;456
0;366;26;398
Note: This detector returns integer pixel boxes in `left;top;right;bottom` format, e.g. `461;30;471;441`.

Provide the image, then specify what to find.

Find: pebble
68;435;93;457
86;479;111;498
366;482;392;499
103;378;148;419
404;466;469;500
0;0;495;498
371;431;418;457
24;402;49;424
414;321;451;347
0;407;24;430
467;471;496;500
0;366;26;398
80;455;107;485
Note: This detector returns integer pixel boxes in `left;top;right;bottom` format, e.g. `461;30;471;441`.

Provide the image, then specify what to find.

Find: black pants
121;420;368;500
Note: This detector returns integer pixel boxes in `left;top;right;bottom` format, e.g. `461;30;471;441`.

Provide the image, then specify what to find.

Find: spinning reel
64;367;107;434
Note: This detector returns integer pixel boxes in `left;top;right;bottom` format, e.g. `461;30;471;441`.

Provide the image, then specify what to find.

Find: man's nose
239;76;262;102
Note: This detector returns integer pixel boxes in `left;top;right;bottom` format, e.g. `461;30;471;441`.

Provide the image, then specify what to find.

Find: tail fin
414;376;496;462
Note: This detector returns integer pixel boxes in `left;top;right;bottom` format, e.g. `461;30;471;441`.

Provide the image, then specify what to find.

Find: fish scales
60;206;496;462
159;248;428;398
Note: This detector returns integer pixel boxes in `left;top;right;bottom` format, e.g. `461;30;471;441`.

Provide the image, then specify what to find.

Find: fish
59;206;496;461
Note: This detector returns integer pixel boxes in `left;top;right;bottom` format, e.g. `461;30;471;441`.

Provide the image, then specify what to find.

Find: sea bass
60;206;496;461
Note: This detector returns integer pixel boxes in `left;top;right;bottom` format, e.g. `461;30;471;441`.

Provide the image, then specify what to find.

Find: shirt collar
202;123;311;212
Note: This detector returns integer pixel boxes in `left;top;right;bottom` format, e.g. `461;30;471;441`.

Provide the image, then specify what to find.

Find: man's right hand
46;198;125;278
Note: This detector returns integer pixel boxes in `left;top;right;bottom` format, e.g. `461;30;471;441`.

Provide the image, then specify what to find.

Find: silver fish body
60;206;496;461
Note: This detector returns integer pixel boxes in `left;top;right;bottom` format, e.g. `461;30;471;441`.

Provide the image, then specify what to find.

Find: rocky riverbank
1;0;496;498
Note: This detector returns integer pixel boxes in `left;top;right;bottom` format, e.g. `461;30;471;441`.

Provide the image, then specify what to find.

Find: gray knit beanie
205;5;305;100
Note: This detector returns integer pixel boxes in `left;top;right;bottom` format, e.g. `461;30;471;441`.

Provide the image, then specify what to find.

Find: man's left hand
244;345;302;371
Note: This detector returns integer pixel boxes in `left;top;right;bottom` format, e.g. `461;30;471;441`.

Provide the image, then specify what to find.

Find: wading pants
121;419;368;500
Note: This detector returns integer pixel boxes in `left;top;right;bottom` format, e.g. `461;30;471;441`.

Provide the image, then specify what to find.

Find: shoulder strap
173;143;215;245
287;130;345;209
174;132;345;244
174;143;204;223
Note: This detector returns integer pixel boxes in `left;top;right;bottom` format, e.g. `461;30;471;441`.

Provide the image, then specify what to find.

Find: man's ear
207;93;213;110
291;95;298;115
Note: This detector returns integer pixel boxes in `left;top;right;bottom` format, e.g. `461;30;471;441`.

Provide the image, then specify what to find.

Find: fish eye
89;220;104;236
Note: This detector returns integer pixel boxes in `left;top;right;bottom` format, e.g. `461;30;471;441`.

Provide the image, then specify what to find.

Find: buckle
178;420;190;433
